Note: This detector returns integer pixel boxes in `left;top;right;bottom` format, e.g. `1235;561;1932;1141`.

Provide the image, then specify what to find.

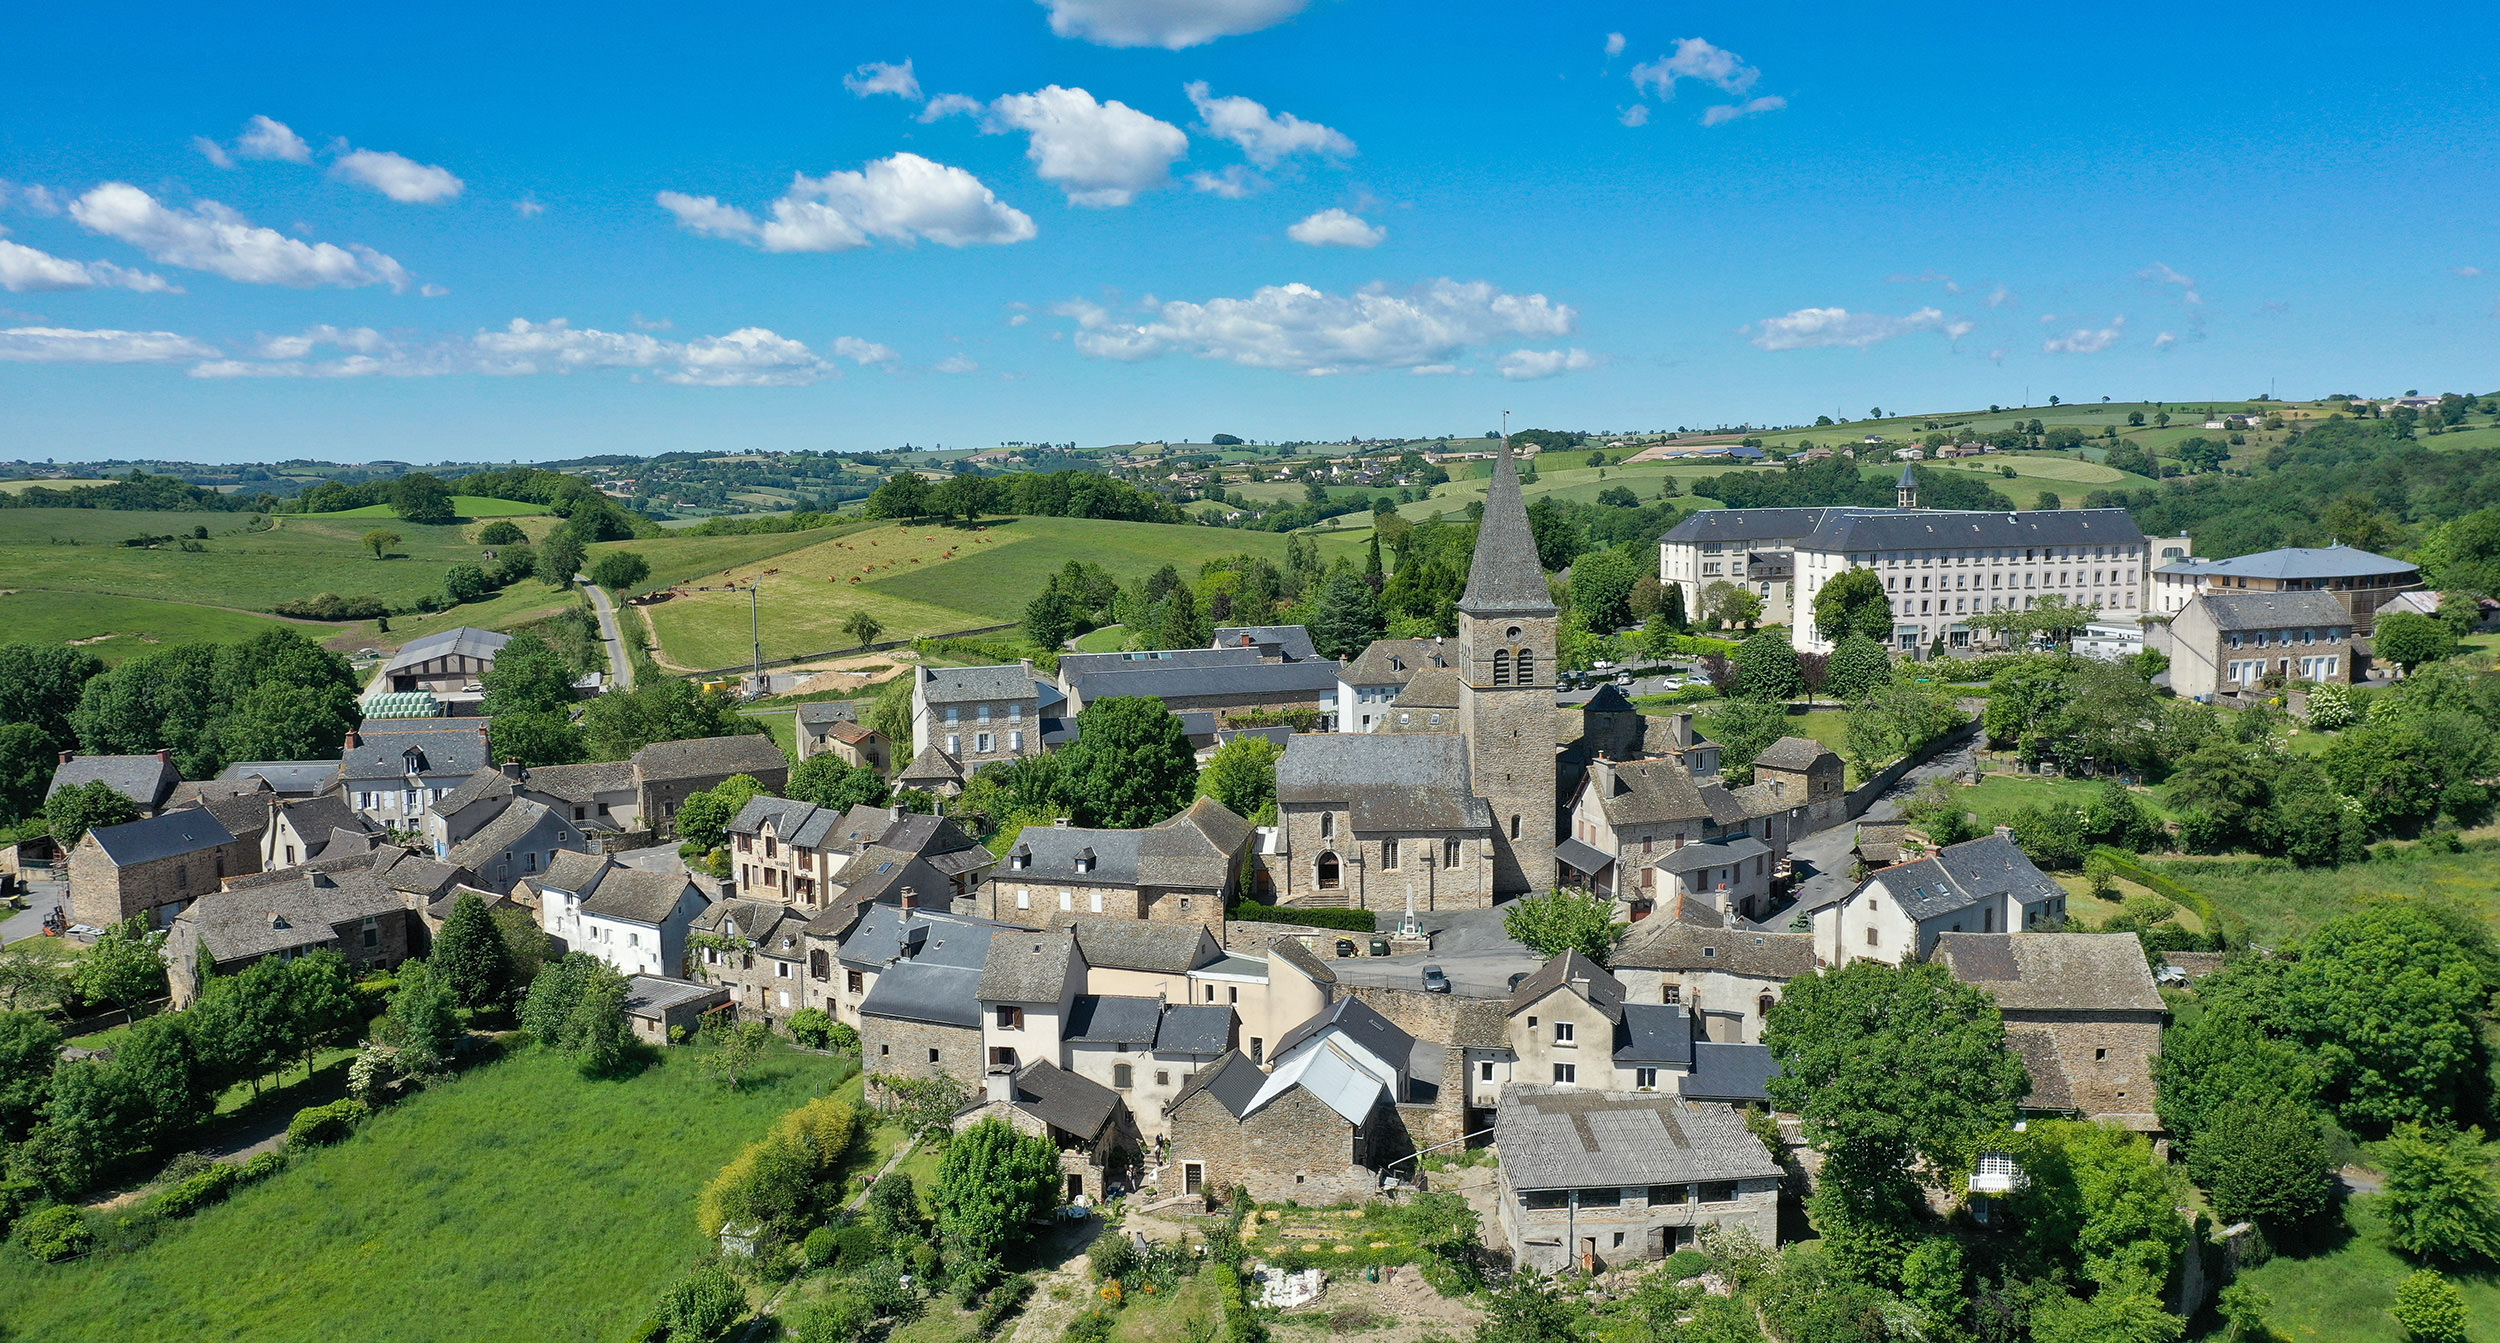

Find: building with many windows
2166;590;2354;700
2150;543;2419;620
910;662;1044;777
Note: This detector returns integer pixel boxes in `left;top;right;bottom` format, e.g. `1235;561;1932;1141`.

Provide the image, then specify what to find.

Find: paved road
1321;905;1544;998
0;879;66;946
1746;730;1984;932
581;580;636;692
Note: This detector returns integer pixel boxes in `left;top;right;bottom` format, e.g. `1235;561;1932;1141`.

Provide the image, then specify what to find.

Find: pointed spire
1460;438;1558;615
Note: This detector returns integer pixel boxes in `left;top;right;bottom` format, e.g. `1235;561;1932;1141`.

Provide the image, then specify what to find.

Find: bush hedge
155;1162;246;1218
272;593;391;621
287;1098;371;1149
1232;902;1377;933
15;1205;93;1262
2087;847;2225;934
972;1273;1034;1338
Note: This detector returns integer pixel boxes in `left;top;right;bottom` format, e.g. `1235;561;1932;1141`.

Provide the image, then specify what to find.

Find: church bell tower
1456;439;1558;896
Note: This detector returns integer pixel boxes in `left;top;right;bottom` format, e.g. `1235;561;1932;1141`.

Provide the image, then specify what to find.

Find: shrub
272;593;390;621
1662;1247;1710;1280
786;1288;874;1343
238;1149;288;1183
973;1273;1035;1338
788;1007;834;1049
1231;901;1376;933
696;1094;859;1237
2393;1268;2468;1343
15;1204;92;1261
155;1162;246;1217
655;1263;744;1342
286;1098;371;1149
827;1022;860;1055
803;1224;839;1268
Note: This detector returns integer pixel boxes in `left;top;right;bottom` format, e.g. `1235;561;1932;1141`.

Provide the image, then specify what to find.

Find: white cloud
987;86;1189;207
919;93;986;122
1746;306;1952;350
193;137;234;169
0;326;219;363
2152;331;2177;349
665;327;825;386
419;283;448;297
1604;32;1626;56
1701;96;1786;126
1057;277;1575;376
0;229;178;293
2454;265;2483;278
2043;316;2126;354
1986;284;2015;308
1410;363;1458;376
1286;209;1383;248
845;59;922;100
516;196;546;218
259;325;393;359
1497;347;1596;381
332;149;464;204
1618;105;1651;128
1189;166;1267;198
1631;38;1759;98
832;335;899;365
1184;82;1354;166
631;313;673;331
1008;313;1031;326
658;153;1037;250
2140;261;2200;308
1038;0;1309;49
935;354;980;373
1;182;66;216
237;115;313;163
199;318;835;386
69;183;410;289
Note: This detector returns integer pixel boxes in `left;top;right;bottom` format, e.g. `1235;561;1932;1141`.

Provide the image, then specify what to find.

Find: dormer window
1074;847;1095;874
403;748;427;775
1010;845;1031;871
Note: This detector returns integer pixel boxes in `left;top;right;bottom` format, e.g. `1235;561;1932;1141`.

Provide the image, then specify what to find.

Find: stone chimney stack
156;749;171;764
343;731;361;751
57;751;73;766
502;760;524;780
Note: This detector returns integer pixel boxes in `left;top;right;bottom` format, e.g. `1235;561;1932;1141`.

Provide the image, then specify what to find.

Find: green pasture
2152;842;2500;949
0;590;305;662
0;1044;863;1343
301;495;552;519
0;478;117;493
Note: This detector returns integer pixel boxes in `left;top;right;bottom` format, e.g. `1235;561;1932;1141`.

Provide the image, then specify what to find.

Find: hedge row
2087;846;2225;934
1232;902;1378;934
974;1275;1036;1339
1210;1263;1266;1343
156;1149;286;1218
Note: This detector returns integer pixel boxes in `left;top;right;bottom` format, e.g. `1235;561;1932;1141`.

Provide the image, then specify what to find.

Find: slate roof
1067;918;1218;974
918;663;1034;704
526;761;637;803
2155;543;2416;582
1507;950;1627;1023
1272;995;1415;1073
1388;666;1461;711
795;700;859;731
1683;1043;1781;1103
429;768;519;820
274;794;367;848
625;975;729;1017
165;870;404;966
1217;725;1295;751
1932;932;2165;1013
86;809;235;866
692;898;810;955
996;1060;1122;1139
1212;626;1319;661
630;735;787;783
728;795;847;848
1059;648;1263;684
1613;1002;1696;1066
1008;825;1144;885
2190;590;2352;632
1579;684;1635;715
1155;1004;1237;1056
1865;834;2064;921
177;781;275;840
216;760;341;796
1652;834;1771;875
1896;462;1920;490
341;723;489;784
1495;1086;1782;1190
534;848;615;896
447;799;571;873
1064;994;1164;1045
1662;506;1862;547
1801;507;2148;554
579;868;698;925
978;928;1081;1003
1582;759;1717;827
47;753;179;810
1169;1049;1267;1119
855;913;1000;1028
1063;658;1344;705
384;626;510;674
1266;936;1338;986
896;745;964;786
1139;797;1254;887
1342;637;1454;686
1554;836;1615;875
1275;733;1491;832
1613;922;1816;980
1459;441;1559;615
1752;737;1836;772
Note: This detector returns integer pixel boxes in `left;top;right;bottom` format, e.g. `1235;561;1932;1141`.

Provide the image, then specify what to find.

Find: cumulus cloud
0;229;178;293
845;59;922;100
237;116;313;163
2043;315;2126;354
658;153;1037;250
1702;96;1786;126
1604;32;1626;56
69;183;410;289
332;149;464;204
0;326;219;363
1185;82;1354;166
919;93;986;122
1747;306;1952;351
1038;0;1309;49
1498;347;1596;381
1189;166;1267;198
516;196;546;218
832;335;899;365
1986;284;2015;308
195;318;839;386
1286;209;1383;248
1618;105;1651;128
987;86;1189;207
1056;277;1574;376
2152;331;2177;349
935;354;980;373
1631;38;1759;98
2140;261;2200;307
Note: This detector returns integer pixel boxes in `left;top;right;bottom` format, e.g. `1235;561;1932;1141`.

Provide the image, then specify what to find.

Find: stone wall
2019;1010;2166;1122
1501;1176;1780;1274
70;836;260;928
1165;1082;1377;1204
861;1014;984;1085
1270;807;1495;913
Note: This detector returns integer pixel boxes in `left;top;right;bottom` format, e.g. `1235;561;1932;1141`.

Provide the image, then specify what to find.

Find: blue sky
3;0;2496;464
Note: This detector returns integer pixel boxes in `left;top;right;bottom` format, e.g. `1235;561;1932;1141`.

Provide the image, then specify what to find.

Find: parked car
1421;965;1452;994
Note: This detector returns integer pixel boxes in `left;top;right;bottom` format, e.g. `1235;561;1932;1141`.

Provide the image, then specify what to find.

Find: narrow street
580;578;637;691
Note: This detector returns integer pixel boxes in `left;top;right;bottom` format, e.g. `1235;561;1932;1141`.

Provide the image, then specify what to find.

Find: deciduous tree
1057;696;1197;829
362;529;401;560
931;1116;1061;1266
587;550;650;593
1814;567;1895;643
432;891;517;1012
1501;889;1623;964
2383;1126;2500;1264
1196;734;1279;822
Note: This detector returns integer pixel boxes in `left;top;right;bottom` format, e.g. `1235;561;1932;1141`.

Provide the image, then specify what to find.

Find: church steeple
1896;462;1920;510
1460;439;1559;615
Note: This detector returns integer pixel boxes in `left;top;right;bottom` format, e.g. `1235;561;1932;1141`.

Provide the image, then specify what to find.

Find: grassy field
303;495;551;519
2191;1195;2500;1341
2151;842;2500;948
0;590;307;662
0;1043;862;1343
1945;772;2179;828
0;478;117;493
1071;624;1128;652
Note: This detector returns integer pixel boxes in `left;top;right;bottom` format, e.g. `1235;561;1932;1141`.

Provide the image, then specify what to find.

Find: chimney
156;749;171;764
1053;817;1071;828
984;1069;1016;1105
899;886;919;911
502;760;524;780
57;751;72;766
1993;825;2013;840
1667;711;1694;751
343;731;361;751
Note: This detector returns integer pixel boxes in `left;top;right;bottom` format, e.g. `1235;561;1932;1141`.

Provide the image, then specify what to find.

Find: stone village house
1494;1086;1782;1274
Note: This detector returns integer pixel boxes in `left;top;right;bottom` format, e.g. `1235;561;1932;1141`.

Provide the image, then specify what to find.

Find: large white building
1661;476;2154;657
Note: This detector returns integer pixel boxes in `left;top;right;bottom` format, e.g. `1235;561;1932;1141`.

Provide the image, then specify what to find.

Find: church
1262;441;1557;911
